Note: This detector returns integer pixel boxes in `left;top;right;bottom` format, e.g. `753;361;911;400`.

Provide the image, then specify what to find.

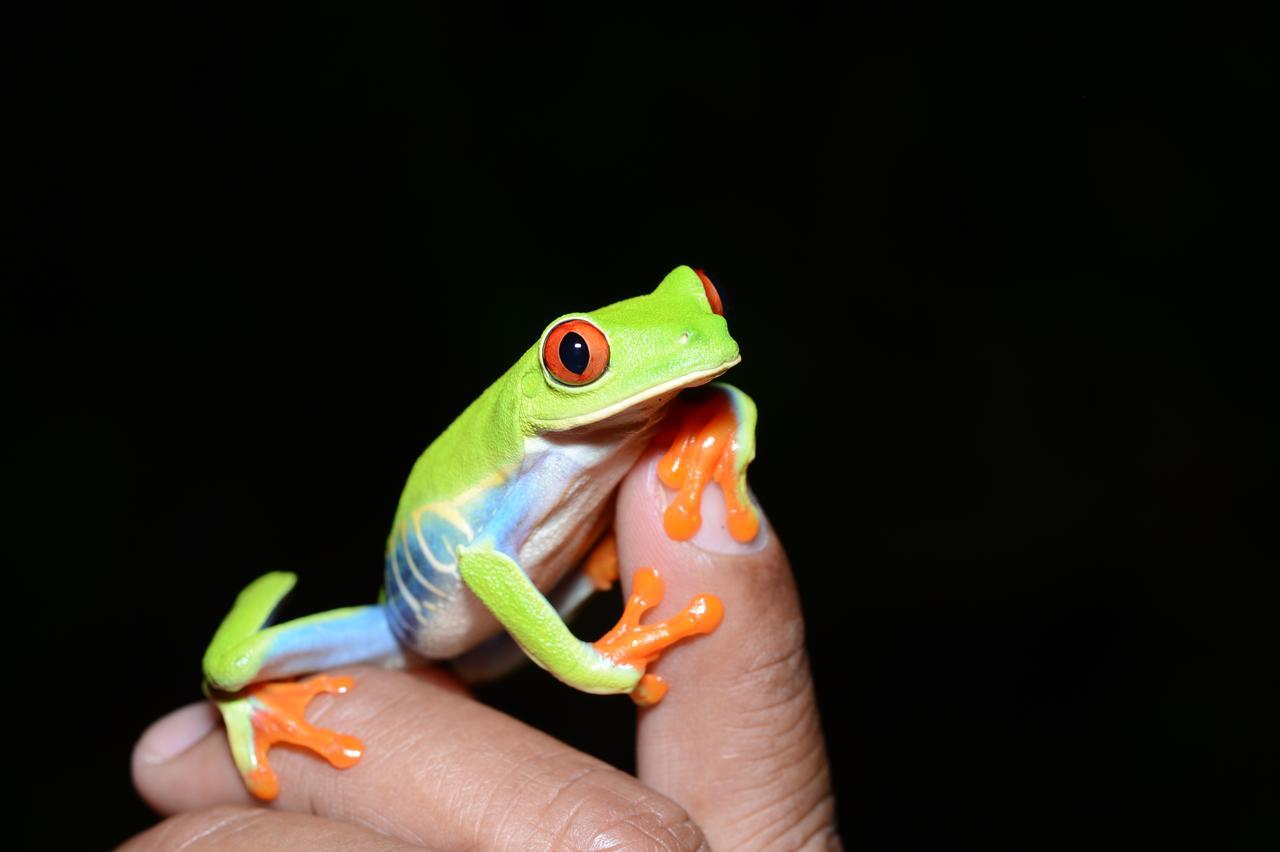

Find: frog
202;266;761;800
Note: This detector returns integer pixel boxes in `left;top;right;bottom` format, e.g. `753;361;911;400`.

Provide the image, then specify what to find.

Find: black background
21;3;1275;849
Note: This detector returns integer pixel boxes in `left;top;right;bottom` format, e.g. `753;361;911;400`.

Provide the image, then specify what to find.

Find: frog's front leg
656;381;760;543
457;545;722;704
203;572;400;799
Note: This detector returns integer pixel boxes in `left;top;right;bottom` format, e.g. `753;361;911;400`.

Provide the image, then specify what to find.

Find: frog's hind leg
212;673;363;801
203;572;400;800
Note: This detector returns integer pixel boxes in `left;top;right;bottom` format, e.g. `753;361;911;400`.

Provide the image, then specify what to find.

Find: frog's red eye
694;268;725;316
543;319;610;386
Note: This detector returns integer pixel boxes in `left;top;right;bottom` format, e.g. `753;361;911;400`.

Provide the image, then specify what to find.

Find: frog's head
518;266;740;432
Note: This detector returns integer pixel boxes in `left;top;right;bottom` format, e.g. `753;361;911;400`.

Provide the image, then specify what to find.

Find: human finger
118;804;425;850
129;665;468;812
133;665;708;850
616;449;838;850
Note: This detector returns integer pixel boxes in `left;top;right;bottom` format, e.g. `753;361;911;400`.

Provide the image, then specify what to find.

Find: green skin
202;266;756;785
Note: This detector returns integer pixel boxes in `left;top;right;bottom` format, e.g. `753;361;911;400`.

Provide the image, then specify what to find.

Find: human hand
127;451;838;850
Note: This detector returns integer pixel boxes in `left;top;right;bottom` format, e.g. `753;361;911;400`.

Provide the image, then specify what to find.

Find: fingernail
647;456;769;555
137;702;219;765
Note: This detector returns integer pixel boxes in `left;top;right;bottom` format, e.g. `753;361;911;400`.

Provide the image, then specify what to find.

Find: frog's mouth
536;354;741;432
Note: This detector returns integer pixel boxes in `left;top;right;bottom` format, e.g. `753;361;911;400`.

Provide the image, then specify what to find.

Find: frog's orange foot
592;567;723;706
241;675;363;800
658;391;760;543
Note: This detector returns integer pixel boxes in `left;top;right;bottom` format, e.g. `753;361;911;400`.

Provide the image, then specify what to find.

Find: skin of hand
127;451;839;851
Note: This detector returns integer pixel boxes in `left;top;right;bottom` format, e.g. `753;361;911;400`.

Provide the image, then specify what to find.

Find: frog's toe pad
630;674;669;707
227;674;364;800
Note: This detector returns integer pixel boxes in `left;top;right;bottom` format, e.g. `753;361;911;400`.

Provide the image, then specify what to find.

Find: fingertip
134;702;218;768
616;448;784;590
132;702;251;814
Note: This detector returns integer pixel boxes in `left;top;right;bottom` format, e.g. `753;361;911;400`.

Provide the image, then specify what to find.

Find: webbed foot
657;386;760;543
212;674;363;800
592;567;723;706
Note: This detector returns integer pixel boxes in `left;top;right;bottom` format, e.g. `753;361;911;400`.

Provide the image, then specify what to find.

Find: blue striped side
381;451;566;651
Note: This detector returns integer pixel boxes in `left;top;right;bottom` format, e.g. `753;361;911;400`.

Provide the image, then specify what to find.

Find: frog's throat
531;355;741;432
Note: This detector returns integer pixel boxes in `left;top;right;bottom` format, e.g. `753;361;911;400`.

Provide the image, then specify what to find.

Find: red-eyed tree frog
202;266;761;799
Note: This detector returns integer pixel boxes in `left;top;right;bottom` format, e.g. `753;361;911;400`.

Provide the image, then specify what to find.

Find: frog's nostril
679;332;690;345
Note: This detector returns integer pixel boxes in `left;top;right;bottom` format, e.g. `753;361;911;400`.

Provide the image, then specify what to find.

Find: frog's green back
391;356;530;521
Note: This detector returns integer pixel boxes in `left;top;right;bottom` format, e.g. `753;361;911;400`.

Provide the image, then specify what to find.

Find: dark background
21;2;1275;849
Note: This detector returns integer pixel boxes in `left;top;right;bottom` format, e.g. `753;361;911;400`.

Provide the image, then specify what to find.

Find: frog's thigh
204;572;400;692
456;545;641;694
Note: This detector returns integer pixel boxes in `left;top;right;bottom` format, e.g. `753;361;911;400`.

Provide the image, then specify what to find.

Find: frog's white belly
514;430;643;573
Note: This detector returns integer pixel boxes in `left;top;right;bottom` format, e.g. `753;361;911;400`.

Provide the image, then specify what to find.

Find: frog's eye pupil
559;332;590;375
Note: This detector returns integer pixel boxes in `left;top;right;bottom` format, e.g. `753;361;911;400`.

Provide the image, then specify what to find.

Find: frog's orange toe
583;531;620;591
245;765;280;801
593;568;724;705
631;673;669;707
242;674;364;800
